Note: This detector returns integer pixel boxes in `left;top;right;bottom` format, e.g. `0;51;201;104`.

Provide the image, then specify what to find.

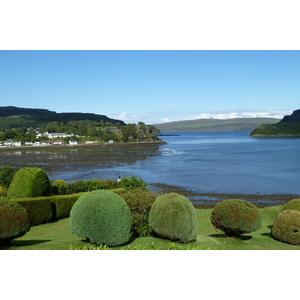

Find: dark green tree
0;166;15;188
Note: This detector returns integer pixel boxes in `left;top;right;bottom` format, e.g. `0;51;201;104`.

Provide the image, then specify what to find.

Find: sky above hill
0;50;299;124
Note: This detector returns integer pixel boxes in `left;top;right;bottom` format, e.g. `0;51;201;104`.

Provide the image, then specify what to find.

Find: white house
3;140;21;147
36;132;74;139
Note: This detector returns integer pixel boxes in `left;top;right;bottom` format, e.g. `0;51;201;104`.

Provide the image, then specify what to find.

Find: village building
36;132;74;139
3;140;22;147
52;140;64;145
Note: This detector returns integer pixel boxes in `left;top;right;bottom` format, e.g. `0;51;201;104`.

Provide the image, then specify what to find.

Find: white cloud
191;110;293;120
112;113;143;123
110;109;293;124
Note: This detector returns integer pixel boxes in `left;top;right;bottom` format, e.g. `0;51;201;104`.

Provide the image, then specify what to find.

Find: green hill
154;118;280;132
250;110;300;137
0;106;125;131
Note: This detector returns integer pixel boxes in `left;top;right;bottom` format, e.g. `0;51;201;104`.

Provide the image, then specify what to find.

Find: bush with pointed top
272;209;300;245
69;190;132;246
149;192;198;243
7;167;51;199
211;199;262;236
0;199;31;243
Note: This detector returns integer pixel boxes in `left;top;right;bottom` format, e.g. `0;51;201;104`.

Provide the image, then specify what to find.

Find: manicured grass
2;205;300;250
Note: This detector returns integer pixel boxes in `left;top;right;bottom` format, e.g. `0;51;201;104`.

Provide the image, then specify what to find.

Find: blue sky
0;50;299;124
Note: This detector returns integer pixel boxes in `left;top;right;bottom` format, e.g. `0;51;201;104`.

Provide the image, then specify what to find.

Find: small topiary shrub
282;198;300;213
116;188;156;237
52;179;68;195
69;190;132;246
211;199;262;236
272;210;300;245
7;167;51;199
0;199;31;243
148;192;198;243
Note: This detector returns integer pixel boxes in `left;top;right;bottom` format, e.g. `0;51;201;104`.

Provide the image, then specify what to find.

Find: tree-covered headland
250;109;300;137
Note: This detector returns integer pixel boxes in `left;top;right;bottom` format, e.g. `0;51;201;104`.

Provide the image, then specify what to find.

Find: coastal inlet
1;131;299;208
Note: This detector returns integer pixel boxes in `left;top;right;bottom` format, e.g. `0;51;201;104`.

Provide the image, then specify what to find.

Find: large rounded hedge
0;199;31;243
272;210;300;245
211;199;262;236
149;192;198;243
282;198;300;213
7;167;51;199
69;190;132;246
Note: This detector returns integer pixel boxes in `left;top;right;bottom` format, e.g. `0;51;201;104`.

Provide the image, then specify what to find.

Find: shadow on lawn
1;239;52;249
209;233;253;240
260;225;273;238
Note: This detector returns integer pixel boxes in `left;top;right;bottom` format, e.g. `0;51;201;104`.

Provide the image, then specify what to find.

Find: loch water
108;130;300;195
154;131;300;195
1;131;300;196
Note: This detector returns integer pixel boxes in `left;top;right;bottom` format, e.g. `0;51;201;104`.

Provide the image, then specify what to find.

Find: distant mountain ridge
0;106;125;130
0;106;55;117
250;109;300;137
154;117;280;132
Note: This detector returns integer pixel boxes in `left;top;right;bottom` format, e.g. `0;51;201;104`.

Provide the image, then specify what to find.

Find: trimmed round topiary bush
69;190;132;246
271;210;300;245
52;179;68;195
7;167;51;199
282;198;300;213
148;192;198;243
211;199;262;236
0;199;31;243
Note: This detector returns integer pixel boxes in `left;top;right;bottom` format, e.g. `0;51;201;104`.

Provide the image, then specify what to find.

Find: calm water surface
1;131;299;195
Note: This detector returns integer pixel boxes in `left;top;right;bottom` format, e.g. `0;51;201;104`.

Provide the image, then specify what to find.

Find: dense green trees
250;122;300;137
0;120;161;144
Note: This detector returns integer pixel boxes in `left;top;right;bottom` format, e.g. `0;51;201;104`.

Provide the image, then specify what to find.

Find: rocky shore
0;140;167;151
150;183;299;208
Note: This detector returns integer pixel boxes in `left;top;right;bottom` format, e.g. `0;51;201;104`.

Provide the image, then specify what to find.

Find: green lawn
2;205;300;250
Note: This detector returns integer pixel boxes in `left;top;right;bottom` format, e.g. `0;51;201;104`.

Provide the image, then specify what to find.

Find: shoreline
250;135;300;138
0;140;167;151
150;183;300;209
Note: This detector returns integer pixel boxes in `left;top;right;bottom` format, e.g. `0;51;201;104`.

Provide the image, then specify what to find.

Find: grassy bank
2;204;299;250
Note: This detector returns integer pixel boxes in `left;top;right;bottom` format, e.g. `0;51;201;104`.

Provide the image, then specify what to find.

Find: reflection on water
0;143;163;183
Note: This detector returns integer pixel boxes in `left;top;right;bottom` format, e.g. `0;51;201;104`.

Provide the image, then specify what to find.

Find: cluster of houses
0;130;116;147
0;131;78;147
